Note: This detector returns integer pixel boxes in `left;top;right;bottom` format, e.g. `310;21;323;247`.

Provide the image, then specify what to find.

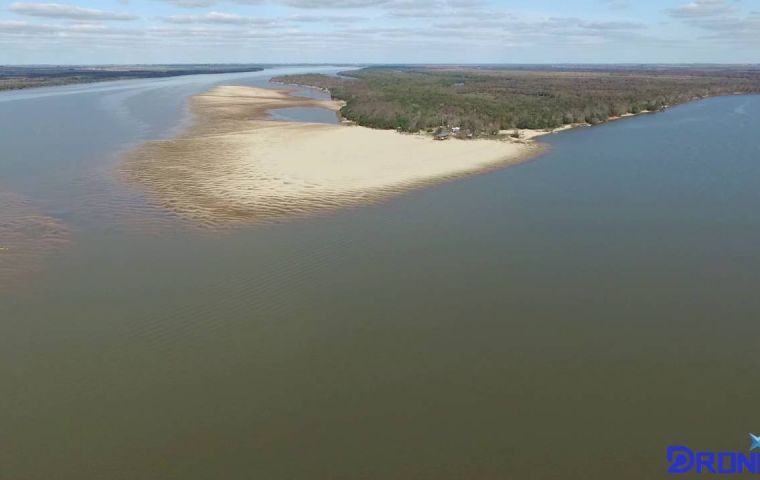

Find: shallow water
1;70;760;479
268;106;339;124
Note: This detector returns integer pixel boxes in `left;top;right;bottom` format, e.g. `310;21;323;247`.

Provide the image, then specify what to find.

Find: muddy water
2;70;760;479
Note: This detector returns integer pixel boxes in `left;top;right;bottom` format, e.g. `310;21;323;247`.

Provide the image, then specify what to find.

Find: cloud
157;0;395;8
0;15;672;63
155;0;480;11
582;20;642;30
667;0;736;18
163;11;274;25
162;0;216;6
601;0;629;10
0;0;691;61
159;0;263;6
288;14;363;23
384;0;492;19
433;16;643;35
663;1;760;45
0;20;58;33
280;0;389;8
680;10;760;43
9;2;138;21
0;5;652;50
0;19;140;36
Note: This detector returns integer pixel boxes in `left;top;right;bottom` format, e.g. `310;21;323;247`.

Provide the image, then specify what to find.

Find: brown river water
1;67;760;479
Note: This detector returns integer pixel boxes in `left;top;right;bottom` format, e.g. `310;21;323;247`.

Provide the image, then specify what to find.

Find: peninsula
123;65;760;226
122;85;541;225
273;65;760;135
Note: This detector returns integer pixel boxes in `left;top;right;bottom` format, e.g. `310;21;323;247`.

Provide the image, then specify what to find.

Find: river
1;67;759;479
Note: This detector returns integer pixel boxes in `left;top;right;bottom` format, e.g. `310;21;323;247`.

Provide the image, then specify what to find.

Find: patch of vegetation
274;66;760;135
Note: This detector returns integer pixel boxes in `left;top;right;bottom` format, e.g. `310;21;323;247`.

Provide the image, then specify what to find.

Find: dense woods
274;66;760;134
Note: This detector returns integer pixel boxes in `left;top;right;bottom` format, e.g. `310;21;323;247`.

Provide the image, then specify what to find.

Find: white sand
123;86;543;225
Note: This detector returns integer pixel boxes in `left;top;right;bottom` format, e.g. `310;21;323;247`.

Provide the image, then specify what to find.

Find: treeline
0;65;264;91
273;67;760;134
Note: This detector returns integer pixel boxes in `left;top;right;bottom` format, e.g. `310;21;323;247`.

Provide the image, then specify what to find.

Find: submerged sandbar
122;85;543;225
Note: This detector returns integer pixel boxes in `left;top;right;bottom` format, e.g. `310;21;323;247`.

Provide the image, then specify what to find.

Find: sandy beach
123;85;543;225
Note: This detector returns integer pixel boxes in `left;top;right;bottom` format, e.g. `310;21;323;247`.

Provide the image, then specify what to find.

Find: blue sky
0;0;758;64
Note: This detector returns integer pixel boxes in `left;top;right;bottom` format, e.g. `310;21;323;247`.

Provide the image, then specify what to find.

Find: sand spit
0;192;69;290
123;86;543;226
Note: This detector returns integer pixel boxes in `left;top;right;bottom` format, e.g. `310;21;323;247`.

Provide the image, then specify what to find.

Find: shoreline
504;111;653;142
272;79;666;143
121;85;544;226
0;66;266;92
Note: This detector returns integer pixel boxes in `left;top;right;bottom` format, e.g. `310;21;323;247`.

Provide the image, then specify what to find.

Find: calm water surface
1;70;760;479
269;106;340;124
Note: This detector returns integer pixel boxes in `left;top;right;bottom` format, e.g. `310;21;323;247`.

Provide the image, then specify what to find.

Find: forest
273;66;760;134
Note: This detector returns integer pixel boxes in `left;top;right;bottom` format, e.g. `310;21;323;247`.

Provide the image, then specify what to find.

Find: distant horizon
4;62;760;67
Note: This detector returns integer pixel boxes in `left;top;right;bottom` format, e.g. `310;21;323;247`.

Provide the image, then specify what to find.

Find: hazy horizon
1;0;759;65
5;62;760;67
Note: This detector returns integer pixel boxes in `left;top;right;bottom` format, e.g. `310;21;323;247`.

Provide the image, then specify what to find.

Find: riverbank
0;65;265;92
272;67;760;138
122;85;543;225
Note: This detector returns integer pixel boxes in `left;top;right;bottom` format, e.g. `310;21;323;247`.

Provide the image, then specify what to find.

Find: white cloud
0;20;58;33
682;11;760;43
666;0;760;44
163;11;274;25
159;0;263;7
0;7;656;50
667;0;736;18
9;2;138;21
281;0;389;7
3;0;751;63
378;0;496;20
287;14;363;23
0;19;139;33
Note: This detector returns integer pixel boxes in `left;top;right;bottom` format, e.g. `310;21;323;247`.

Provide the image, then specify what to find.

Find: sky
0;0;758;64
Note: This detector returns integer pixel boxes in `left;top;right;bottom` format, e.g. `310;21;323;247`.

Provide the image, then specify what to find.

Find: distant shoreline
121;84;544;226
272;79;662;142
271;66;760;140
0;65;265;92
121;75;760;228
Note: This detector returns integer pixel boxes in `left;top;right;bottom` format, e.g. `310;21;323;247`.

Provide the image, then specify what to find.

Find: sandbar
0;191;69;290
122;85;544;225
